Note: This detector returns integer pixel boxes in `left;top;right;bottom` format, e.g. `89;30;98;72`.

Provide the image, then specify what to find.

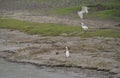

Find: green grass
52;6;82;15
52;7;120;21
86;9;120;21
0;17;120;37
50;0;120;21
84;30;120;38
86;0;120;21
24;0;49;2
0;17;83;36
102;0;120;8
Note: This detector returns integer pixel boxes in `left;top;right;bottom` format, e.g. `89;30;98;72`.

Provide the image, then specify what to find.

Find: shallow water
0;59;114;78
0;59;79;78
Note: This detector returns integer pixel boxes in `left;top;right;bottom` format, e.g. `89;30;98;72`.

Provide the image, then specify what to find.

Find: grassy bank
87;0;120;21
0;17;120;37
51;0;120;21
0;0;119;21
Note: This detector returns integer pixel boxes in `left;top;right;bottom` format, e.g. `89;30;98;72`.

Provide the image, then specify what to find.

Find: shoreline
0;56;117;75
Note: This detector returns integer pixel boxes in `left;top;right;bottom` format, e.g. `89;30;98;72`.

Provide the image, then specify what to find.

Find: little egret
65;46;70;58
82;6;89;14
81;22;88;30
77;6;89;19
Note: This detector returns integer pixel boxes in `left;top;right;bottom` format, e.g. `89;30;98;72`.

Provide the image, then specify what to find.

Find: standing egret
81;22;88;30
65;46;70;58
77;6;89;19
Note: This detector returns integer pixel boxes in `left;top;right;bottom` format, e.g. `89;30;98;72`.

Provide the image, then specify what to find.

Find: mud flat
0;29;120;78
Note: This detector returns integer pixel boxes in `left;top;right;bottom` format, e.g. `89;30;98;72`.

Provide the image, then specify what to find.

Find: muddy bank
0;29;120;77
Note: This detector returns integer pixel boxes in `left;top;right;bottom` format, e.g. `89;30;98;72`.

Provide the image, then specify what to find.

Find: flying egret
81;22;88;30
65;46;70;58
82;6;89;14
77;6;89;19
77;11;84;19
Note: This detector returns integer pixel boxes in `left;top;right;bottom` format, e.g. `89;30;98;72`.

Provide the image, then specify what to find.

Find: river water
0;59;79;78
0;59;114;78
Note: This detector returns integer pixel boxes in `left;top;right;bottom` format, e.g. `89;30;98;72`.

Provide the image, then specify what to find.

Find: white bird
81;22;88;30
77;11;84;19
77;6;89;19
65;46;70;58
82;6;89;14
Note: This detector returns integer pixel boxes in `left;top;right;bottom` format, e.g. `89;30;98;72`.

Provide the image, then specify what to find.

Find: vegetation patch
0;17;120;37
87;0;120;21
86;9;120;21
52;6;82;15
50;0;120;21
